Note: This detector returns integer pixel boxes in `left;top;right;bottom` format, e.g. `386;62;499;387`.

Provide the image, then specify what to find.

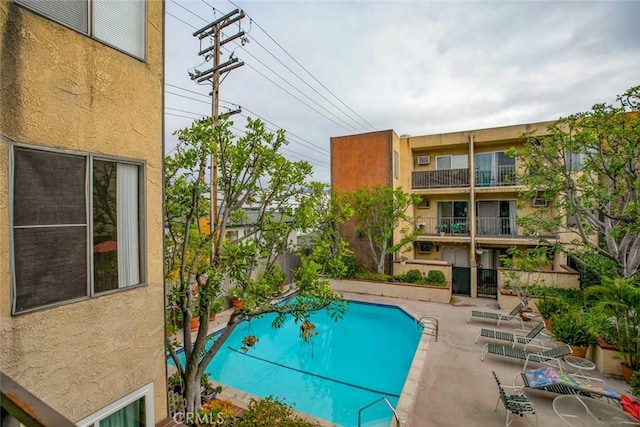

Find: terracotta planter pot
209;313;216;321
232;298;244;309
519;307;533;321
543;318;552;331
570;345;588;358
190;316;200;331
622;364;637;384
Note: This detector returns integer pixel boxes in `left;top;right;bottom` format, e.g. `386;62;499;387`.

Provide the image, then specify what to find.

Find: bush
404;269;423;283
168;372;184;393
535;297;569;320
236;396;320;427
550;309;595;347
425;270;446;286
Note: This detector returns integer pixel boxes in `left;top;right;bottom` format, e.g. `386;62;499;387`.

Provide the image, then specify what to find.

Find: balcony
412;168;469;189
476;217;518;236
416;217;469;236
475;165;518;187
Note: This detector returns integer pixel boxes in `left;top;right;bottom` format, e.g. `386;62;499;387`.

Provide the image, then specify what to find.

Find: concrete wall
330;279;452;304
0;1;166;422
498;267;580;290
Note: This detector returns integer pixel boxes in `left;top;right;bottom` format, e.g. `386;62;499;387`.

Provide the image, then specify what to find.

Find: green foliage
425;270;447;286
535;297;569;319
404;269;423;283
551;309;595;347
515;85;640;279
164;117;347;413
630;371;640;397
584;277;640;369
350;185;422;274
500;246;556;307
168;372;184;393
237;396;320;427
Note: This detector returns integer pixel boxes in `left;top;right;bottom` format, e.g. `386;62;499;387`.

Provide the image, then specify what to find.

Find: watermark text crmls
172;411;226;425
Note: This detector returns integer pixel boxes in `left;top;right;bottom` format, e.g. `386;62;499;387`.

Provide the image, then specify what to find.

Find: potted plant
168;372;184;394
198;398;237;426
449;223;465;234
550;309;595;358
436;224;448;236
228;286;244;309
200;373;223;403
631;371;640;398
585;277;640;382
535;297;568;331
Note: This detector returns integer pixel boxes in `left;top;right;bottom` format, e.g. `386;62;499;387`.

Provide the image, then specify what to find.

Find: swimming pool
172;301;422;426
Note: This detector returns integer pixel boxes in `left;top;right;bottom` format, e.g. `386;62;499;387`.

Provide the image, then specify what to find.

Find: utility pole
191;9;245;260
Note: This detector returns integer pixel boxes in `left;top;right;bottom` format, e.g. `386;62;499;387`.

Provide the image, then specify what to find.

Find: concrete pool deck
177;292;633;426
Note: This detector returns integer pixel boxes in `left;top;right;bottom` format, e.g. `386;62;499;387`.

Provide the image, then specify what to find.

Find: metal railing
475;165;517;187
357;397;406;427
412;168;469;189
476;217;518;236
418;316;439;341
415;217;469;236
0;372;76;427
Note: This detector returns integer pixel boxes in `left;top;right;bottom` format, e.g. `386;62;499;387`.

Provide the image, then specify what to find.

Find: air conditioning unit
532;198;548;207
417;155;431;165
417;199;430;209
418;242;433;253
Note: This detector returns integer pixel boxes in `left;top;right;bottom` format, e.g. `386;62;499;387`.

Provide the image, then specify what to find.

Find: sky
165;0;640;184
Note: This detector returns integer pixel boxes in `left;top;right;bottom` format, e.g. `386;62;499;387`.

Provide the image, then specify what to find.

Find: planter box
329;278;452;304
586;337;623;377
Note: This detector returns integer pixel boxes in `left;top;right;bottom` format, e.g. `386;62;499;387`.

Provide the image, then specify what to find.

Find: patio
344;292;632;427
182;291;633;426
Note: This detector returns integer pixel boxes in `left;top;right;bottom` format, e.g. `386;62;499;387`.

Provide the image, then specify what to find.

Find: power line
169;3;363;134
222;0;377;130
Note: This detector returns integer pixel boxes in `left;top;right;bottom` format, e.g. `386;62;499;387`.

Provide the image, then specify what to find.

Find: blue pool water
171;301;422;426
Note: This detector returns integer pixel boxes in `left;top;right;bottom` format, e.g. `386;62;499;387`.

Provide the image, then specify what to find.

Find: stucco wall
0;1;166;422
330;278;452;304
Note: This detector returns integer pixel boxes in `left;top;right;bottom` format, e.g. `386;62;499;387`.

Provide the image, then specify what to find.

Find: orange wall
331;130;394;272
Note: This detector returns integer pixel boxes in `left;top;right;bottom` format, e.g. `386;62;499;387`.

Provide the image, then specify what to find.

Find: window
565;152;583;171
12;147;144;314
77;383;154;427
15;0;146;59
436;154;468;170
474;151;516;186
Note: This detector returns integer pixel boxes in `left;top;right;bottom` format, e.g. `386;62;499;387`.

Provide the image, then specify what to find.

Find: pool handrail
357;396;407;426
419;316;439;342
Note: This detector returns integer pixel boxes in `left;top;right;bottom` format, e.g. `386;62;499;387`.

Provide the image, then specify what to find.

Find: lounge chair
481;342;572;371
492;370;537;427
476;321;546;348
467;302;524;328
517;366;621;403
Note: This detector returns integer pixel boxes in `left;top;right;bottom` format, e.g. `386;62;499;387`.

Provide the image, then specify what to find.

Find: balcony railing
476;217;518;236
416;217;469;235
412;168;469;189
475;165;518;187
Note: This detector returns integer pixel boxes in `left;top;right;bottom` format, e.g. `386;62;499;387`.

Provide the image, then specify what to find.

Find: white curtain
509;200;518;235
94;0;146;59
117;163;140;288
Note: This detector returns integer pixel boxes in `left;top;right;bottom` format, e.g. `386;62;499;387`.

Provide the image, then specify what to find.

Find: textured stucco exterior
0;0;166;422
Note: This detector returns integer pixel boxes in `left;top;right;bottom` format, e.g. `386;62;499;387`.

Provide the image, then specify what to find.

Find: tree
349;185;421;274
303;184;354;278
165;117;346;413
514;85;640;279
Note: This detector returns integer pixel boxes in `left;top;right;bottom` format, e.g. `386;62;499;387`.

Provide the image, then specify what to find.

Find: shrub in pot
535;297;569;330
584;277;640;381
550;309;595;358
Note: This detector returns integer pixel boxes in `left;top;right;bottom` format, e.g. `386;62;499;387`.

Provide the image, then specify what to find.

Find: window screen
13;148;88;312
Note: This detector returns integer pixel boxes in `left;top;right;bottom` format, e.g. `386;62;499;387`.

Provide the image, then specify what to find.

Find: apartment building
331;122;574;298
0;0;166;425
